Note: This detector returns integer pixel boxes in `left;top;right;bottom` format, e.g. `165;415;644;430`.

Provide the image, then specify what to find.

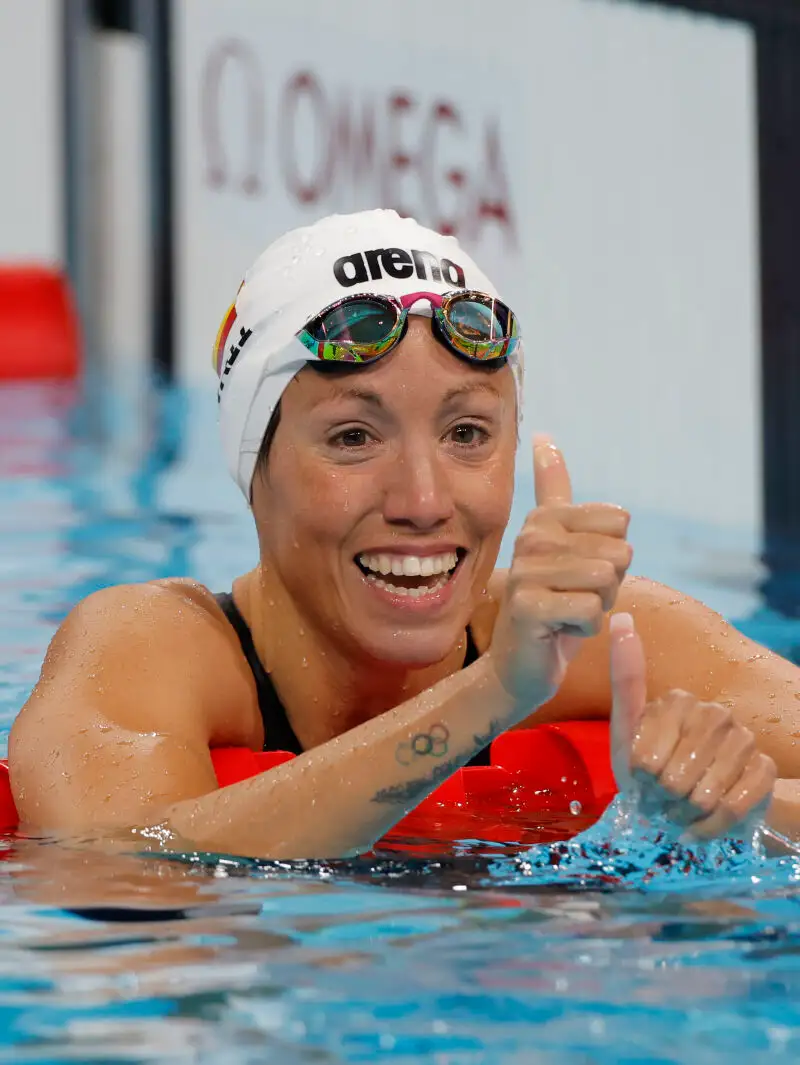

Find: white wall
0;0;61;262
173;0;761;610
94;32;150;377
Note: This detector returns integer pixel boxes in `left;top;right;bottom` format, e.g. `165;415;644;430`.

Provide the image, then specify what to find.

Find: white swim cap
213;209;523;499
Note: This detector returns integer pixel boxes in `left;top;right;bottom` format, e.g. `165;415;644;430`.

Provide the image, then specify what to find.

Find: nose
382;441;455;531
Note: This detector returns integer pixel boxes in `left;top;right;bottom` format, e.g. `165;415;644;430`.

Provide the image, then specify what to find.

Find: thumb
609;612;647;790
533;433;573;507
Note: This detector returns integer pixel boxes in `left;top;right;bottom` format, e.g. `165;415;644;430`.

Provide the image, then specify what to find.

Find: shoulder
23;578;261;744
55;578;232;653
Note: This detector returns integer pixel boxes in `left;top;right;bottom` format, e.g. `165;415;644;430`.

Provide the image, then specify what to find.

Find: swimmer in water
9;210;800;858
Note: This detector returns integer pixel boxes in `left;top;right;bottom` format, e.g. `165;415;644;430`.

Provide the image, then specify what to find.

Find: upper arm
9;581;260;833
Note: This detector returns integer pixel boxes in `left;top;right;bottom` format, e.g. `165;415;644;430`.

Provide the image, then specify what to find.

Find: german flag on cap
212;281;244;376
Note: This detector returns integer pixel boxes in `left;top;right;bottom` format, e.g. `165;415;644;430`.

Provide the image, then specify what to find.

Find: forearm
161;654;533;859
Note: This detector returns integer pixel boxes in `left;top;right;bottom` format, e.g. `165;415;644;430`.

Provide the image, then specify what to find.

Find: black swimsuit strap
214;591;490;766
214;592;303;754
463;624;480;668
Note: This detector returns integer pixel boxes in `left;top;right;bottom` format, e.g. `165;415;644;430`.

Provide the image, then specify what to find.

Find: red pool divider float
0;265;81;380
0;721;617;845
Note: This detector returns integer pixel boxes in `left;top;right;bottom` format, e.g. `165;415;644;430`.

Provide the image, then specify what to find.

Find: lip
354;543;466;559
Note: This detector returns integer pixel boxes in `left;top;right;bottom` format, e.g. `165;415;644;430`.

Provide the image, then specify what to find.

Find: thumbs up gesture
609;613;777;838
487;435;633;706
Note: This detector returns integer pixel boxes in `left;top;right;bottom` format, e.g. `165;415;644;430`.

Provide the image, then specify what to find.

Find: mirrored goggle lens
303;298;401;362
441;296;517;360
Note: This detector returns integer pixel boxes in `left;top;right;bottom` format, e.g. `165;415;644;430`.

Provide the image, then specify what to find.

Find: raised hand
610;612;777;838
487;435;633;706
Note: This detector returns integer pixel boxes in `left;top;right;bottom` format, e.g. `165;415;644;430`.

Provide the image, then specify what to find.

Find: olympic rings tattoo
395;723;451;766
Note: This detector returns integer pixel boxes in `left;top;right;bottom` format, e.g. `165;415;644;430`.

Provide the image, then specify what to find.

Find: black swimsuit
214;592;492;767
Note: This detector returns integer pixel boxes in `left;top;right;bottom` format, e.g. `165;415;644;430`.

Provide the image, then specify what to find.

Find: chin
351;623;463;669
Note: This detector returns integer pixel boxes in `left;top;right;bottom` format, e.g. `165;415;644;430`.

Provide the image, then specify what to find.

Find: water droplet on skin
314;247;326;256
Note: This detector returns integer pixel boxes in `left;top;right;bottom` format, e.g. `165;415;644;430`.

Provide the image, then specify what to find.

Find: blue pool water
3;380;800;1063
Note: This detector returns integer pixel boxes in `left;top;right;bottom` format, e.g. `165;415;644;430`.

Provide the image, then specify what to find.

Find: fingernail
533;433;560;468
610;612;634;635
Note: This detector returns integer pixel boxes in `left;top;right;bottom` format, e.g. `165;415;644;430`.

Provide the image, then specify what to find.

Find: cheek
264;458;373;551
471;450;516;532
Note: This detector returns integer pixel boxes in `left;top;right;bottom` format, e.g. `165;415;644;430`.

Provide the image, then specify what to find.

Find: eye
332;427;371;448
449;423;489;447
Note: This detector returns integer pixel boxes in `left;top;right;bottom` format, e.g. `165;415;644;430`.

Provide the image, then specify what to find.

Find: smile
355;550;465;599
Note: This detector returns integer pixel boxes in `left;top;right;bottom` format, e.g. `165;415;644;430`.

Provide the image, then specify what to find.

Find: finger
509;556;620;613
533;434;572;508
630;690;694;778
689;753;777;840
514;527;633;577
566;533;633;577
686;727;758;816
657;703;735;800
610;613;648;788
509;588;605;639
522;503;631;540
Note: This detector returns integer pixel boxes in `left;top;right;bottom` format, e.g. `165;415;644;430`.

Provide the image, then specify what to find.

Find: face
251;317;518;666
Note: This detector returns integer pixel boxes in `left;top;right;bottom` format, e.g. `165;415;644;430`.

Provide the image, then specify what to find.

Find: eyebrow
440;382;504;406
311;380;503;412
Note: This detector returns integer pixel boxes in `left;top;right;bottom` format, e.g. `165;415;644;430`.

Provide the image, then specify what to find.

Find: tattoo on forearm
395;723;450;766
374;719;506;806
373;756;463;804
471;719;504;751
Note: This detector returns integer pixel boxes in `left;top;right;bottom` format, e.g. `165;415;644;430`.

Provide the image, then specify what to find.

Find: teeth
365;574;450;597
358;552;460;576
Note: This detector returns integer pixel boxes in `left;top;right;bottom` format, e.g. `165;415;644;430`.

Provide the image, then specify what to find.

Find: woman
9;210;799;859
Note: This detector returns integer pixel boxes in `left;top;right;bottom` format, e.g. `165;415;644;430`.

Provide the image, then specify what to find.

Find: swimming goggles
296;290;520;366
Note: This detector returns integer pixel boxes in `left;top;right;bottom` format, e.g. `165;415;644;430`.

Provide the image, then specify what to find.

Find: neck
235;567;469;750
